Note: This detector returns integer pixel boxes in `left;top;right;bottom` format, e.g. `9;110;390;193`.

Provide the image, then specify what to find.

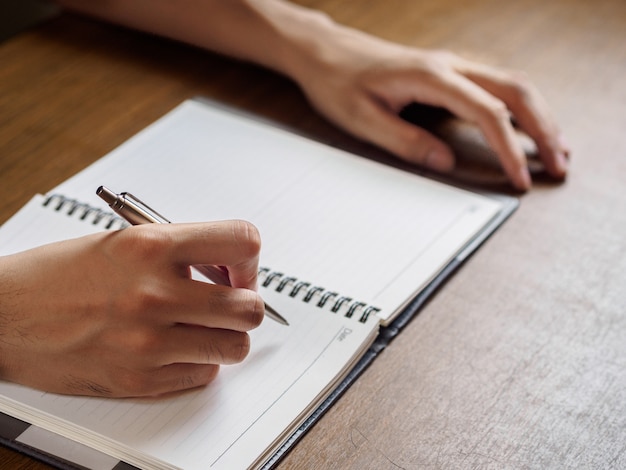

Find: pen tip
265;304;289;326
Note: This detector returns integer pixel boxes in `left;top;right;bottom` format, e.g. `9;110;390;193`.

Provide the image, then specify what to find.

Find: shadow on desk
0;0;58;42
400;102;557;191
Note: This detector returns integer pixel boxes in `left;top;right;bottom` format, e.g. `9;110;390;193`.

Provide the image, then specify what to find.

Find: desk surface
1;1;625;468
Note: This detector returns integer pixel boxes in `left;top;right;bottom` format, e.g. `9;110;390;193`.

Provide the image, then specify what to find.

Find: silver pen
97;185;289;326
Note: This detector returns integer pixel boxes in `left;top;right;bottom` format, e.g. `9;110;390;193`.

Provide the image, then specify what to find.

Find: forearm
54;0;569;188
54;0;341;81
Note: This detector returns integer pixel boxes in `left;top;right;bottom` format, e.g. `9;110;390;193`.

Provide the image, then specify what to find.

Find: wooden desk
1;0;625;468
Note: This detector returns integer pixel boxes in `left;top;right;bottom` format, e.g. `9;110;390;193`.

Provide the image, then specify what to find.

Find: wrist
247;1;357;84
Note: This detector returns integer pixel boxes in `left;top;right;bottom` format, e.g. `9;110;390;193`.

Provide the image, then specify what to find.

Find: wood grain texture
1;0;625;469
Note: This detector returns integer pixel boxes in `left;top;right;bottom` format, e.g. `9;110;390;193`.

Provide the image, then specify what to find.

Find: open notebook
0;99;517;469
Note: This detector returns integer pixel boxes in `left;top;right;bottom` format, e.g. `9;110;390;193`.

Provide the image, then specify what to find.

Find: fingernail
555;151;569;175
517;167;532;191
425;149;455;173
558;134;571;157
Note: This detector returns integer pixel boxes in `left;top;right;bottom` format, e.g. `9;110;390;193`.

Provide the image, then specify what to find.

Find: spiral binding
43;194;129;230
41;195;380;322
259;267;380;323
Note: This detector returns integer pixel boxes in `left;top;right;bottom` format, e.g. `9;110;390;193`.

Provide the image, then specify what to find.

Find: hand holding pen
97;186;288;326
0;203;270;397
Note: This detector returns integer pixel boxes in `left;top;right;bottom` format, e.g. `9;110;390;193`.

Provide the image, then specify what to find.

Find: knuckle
202;332;250;364
344;96;370;122
506;70;533;102
481;98;511;126
421;49;457;77
119;225;171;261
231;220;261;257
392;130;430;164
135;285;165;310
241;292;265;329
184;365;220;389
199;339;222;363
176;375;197;390
430;48;458;64
119;283;168;317
116;371;152;396
232;332;251;363
201;364;220;383
212;289;265;330
207;287;233;313
123;327;162;356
